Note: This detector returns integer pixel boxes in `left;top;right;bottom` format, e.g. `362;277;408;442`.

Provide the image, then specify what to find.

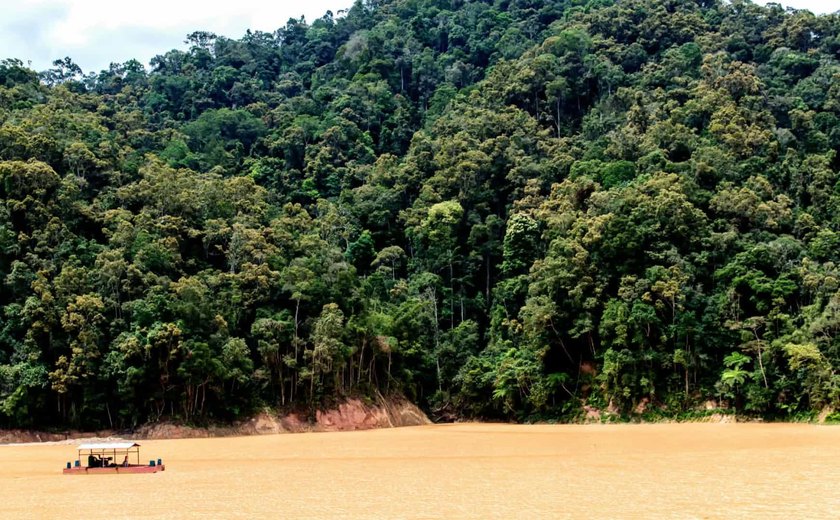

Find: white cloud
758;0;837;13
0;0;353;72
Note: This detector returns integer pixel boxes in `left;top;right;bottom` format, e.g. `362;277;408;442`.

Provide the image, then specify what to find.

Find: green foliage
0;0;838;428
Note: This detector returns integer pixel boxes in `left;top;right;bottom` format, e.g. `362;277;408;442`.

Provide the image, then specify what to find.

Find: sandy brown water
1;423;838;519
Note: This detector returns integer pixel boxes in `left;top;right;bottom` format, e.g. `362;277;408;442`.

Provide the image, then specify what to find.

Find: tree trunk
358;339;365;385
449;257;454;330
485;254;491;304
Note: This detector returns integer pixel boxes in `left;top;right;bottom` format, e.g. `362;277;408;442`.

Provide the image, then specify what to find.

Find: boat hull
63;465;165;475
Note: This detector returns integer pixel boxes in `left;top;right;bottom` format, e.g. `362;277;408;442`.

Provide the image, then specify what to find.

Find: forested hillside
1;0;839;428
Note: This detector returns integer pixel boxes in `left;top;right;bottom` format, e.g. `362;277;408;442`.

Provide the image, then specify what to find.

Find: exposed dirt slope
138;396;429;439
0;396;430;444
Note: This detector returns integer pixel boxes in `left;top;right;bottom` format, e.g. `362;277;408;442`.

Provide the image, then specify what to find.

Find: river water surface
1;423;838;519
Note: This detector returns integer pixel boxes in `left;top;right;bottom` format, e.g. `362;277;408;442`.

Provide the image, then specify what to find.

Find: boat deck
63;464;165;475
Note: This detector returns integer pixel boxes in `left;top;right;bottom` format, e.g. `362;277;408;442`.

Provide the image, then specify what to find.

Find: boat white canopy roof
77;442;140;450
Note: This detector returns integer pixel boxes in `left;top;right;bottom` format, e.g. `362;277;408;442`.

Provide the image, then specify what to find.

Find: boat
63;442;166;474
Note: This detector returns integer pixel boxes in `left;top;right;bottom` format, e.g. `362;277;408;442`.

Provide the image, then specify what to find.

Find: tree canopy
1;0;838;428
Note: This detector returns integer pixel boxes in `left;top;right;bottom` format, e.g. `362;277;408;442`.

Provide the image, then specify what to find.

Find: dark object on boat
63;442;165;474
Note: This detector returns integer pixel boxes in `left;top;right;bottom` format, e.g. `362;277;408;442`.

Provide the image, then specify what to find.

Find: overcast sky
0;0;835;74
0;0;355;73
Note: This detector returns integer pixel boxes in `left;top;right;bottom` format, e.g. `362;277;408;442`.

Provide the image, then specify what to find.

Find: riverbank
573;398;838;426
1;398;835;445
0;395;430;445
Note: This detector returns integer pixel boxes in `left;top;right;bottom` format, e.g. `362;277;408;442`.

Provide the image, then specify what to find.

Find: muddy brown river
1;423;838;519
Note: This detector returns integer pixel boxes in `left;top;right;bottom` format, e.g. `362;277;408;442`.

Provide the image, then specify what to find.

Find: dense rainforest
1;0;839;429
